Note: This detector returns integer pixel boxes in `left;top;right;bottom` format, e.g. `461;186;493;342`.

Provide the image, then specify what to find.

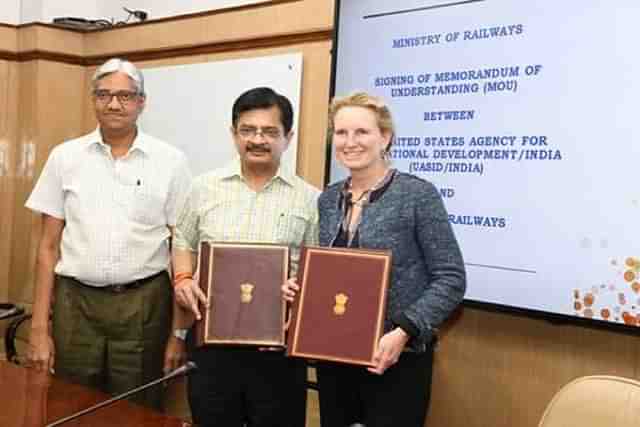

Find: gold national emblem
240;283;255;303
333;293;348;315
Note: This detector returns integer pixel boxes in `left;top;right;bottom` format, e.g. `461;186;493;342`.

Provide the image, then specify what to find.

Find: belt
65;271;167;294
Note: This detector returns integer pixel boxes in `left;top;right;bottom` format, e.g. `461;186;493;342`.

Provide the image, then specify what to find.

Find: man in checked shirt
172;87;319;427
24;58;192;409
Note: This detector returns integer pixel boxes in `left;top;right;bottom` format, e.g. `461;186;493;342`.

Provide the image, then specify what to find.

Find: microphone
46;362;197;427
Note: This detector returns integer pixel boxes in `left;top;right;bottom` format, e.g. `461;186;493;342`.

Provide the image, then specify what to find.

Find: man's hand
281;278;300;303
174;278;208;320
27;328;55;373
163;336;187;374
367;327;410;375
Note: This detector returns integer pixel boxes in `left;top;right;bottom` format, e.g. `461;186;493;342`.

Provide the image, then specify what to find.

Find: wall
19;0;98;24
0;1;21;25
41;1;99;21
2;1;639;427
0;59;19;302
0;0;278;25
430;307;640;427
0;22;90;361
96;0;271;23
18;0;40;24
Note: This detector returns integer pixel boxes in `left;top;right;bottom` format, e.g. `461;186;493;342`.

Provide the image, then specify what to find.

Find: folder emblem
333;293;349;315
240;283;255;303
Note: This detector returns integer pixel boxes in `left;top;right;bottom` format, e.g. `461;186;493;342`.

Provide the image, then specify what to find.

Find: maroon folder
286;246;391;366
194;242;289;347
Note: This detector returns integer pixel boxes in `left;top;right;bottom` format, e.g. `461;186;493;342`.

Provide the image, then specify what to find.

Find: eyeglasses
93;90;141;105
236;126;282;140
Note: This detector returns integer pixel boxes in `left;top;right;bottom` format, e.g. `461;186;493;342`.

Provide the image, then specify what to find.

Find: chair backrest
4;313;32;364
0;303;24;320
538;375;640;427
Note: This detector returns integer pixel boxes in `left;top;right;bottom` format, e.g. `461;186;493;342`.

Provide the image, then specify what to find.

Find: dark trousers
317;349;433;427
52;273;172;410
188;346;307;427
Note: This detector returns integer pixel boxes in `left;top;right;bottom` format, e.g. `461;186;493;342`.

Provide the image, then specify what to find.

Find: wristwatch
173;328;188;341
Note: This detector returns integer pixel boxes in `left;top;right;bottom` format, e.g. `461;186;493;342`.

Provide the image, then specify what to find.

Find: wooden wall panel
8;61;87;308
429;307;640;427
0;26;18;53
0;60;19;304
16;26;85;57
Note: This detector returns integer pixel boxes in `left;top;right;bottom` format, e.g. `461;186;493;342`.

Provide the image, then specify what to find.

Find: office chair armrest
5;313;32;364
0;303;24;320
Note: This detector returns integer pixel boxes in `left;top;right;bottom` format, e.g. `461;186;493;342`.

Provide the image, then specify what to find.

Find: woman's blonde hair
328;92;395;153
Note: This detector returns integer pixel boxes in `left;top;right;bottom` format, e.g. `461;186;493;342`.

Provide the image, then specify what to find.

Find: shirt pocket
276;209;310;245
130;185;166;225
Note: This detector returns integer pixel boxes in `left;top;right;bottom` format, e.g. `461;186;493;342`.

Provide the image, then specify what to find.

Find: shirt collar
339;168;396;208
86;127;151;155
221;157;296;187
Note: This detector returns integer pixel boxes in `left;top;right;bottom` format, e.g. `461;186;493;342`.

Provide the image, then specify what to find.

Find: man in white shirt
25;58;192;409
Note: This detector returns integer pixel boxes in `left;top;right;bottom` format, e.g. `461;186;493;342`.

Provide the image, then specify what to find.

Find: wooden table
0;361;192;426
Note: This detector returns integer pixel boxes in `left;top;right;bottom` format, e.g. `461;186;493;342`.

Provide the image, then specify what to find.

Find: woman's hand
367;327;410;375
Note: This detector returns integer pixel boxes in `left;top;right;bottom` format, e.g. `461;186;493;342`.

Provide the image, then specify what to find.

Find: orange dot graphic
600;308;610;319
632;282;640;294
583;293;595;307
625;257;636;268
624;270;636;282
622;312;637;326
574;301;582;311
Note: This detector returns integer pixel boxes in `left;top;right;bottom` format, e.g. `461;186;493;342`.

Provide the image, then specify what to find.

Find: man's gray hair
92;58;145;95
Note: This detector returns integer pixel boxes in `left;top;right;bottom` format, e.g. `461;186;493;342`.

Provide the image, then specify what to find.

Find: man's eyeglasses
93;90;141;105
236;126;282;140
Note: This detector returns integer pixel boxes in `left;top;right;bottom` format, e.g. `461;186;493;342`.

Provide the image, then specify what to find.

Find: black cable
53;7;147;29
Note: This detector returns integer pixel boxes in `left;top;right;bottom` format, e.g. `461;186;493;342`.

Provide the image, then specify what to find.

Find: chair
0;303;24;321
538;375;640;427
3;311;31;365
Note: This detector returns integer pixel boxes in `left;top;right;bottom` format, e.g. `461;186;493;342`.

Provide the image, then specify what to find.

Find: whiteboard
139;53;303;176
332;0;640;327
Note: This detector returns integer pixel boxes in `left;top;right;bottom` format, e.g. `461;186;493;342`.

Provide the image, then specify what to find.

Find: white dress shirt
26;128;192;286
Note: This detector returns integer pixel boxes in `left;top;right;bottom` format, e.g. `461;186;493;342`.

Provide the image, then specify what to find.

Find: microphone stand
46;362;197;427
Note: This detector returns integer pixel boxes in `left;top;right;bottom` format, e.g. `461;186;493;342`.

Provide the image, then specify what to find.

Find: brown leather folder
286;246;392;366
194;242;289;347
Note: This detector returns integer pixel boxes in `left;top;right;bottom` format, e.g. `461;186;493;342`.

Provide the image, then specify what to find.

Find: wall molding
86;29;332;65
0;28;332;65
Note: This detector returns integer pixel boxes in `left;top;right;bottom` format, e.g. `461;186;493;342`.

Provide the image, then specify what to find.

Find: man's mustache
246;143;270;152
